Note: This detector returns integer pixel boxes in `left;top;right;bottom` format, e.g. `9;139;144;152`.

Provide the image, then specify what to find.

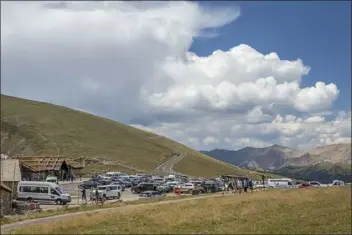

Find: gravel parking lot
39;181;139;210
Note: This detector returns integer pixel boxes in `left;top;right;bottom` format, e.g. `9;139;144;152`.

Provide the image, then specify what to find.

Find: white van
94;185;122;200
46;176;58;184
17;181;71;205
267;178;297;188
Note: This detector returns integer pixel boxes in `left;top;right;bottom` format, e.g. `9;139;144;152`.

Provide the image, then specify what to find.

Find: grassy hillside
1;94;256;177
274;162;352;183
11;187;351;234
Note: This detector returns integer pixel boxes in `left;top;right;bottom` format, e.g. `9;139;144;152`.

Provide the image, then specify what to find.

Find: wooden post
10;159;17;209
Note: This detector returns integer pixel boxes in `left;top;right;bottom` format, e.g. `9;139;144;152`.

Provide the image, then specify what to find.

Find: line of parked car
253;178;347;189
78;172;229;200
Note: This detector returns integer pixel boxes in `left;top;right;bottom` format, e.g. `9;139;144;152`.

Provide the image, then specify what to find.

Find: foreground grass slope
1;94;253;177
11;187;351;234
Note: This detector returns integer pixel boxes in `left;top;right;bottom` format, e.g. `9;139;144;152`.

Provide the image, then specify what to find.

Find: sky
1;1;351;151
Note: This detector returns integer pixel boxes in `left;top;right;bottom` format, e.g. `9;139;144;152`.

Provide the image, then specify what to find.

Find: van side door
50;188;60;202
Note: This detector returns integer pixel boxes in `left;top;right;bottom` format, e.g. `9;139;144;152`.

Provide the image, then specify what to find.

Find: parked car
165;181;181;190
309;181;328;187
139;190;164;199
298;182;311;188
79;181;101;189
329;180;346;186
97;180;111;186
111;182;125;191
201;181;219;193
17;181;71;205
156;184;172;193
131;183;157;194
112;178;132;187
267;178;296;188
93;185;122;200
180;183;195;193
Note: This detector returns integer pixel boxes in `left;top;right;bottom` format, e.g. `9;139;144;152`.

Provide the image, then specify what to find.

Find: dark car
139;190;164;199
201;181;219;193
98;180;111;186
131;183;157;194
79;181;101;189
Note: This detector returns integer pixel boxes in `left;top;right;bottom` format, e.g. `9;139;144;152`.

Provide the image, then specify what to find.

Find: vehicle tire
103;195;107;200
62;202;67;205
55;199;62;205
117;192;121;199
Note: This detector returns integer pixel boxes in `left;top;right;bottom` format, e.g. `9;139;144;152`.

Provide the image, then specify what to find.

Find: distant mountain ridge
201;143;351;183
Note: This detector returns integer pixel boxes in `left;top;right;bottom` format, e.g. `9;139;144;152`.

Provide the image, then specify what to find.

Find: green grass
1;94;262;177
10;187;351;234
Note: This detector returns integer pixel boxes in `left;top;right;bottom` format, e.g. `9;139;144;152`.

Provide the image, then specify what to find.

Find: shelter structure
16;156;84;181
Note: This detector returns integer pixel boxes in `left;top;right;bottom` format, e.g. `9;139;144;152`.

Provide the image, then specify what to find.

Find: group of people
80;186;105;204
225;178;254;194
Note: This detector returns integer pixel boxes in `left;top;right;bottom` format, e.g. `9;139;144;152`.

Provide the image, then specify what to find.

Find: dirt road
1;193;233;234
153;152;187;175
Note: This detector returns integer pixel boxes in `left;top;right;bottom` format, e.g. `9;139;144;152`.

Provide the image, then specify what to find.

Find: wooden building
0;182;12;216
16;156;84;181
0;159;21;198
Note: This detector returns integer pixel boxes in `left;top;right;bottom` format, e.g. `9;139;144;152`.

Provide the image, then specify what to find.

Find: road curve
1;193;233;234
153;152;187;175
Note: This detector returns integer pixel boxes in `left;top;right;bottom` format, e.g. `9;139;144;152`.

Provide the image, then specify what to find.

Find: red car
298;182;311;188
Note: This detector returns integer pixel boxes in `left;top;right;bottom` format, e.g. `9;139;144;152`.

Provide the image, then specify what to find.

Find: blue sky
191;1;351;112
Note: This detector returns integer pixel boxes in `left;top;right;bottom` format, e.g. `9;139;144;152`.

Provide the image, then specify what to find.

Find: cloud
1;1;350;151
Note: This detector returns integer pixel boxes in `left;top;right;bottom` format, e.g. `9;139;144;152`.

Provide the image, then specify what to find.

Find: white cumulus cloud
1;1;350;151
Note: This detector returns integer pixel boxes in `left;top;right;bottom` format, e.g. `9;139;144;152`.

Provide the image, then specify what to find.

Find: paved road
1;193;233;234
39;182;139;210
153;152;187;176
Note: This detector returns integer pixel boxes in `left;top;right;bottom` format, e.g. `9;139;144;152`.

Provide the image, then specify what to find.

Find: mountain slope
309;143;351;164
273;162;352;183
201;144;304;170
202;143;351;182
1;94;259;178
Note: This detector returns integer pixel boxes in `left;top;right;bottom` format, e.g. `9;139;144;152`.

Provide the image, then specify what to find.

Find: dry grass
10;187;351;234
0;194;196;226
1;94;264;178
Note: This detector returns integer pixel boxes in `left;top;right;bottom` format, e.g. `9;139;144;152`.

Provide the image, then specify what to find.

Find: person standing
248;178;254;193
89;187;94;201
243;178;248;193
81;187;87;202
95;187;99;204
237;179;242;194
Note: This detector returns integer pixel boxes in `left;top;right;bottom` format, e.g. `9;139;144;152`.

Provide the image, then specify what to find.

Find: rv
17;181;71;205
267;178;297;188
